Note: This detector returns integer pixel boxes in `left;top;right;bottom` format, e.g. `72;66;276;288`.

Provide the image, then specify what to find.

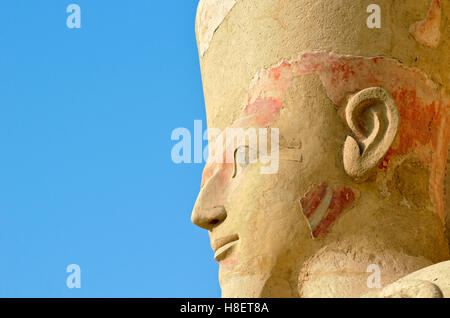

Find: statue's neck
297;241;436;297
222;201;449;298
295;199;450;298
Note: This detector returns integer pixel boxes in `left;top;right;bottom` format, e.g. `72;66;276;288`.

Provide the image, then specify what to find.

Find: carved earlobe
343;87;399;181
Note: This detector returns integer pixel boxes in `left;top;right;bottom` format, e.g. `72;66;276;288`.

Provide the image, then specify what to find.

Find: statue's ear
343;87;399;181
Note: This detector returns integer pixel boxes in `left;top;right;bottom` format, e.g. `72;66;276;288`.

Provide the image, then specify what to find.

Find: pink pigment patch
300;183;357;238
409;0;441;48
245;96;283;126
200;153;235;204
219;255;239;271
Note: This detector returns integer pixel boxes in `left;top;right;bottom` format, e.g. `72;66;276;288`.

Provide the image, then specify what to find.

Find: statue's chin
220;275;268;298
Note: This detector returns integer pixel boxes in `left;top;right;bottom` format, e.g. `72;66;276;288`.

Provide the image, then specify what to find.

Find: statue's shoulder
400;261;450;297
367;261;450;298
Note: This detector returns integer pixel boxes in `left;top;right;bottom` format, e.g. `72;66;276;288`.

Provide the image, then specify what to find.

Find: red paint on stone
300;182;328;218
312;186;356;238
301;183;357;238
238;52;449;221
200;52;448;223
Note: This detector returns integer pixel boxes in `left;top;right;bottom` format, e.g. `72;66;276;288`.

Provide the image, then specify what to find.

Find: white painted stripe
309;186;333;231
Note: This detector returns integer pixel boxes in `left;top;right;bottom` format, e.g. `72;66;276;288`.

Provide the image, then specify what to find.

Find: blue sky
0;1;220;297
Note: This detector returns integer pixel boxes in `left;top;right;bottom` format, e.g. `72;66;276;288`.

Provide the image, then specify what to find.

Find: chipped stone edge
196;0;238;57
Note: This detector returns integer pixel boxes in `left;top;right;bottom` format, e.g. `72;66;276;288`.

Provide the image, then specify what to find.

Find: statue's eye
233;146;254;178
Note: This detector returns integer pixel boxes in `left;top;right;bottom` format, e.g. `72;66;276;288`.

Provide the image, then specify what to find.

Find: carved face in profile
192;0;449;297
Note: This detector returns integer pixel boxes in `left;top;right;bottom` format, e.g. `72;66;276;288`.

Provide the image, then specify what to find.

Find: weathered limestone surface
192;0;450;298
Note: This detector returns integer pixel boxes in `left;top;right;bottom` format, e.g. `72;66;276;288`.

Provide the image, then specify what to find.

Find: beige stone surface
196;0;238;57
192;0;450;298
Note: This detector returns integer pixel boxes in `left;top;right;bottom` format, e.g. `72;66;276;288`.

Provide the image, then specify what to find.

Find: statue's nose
191;205;227;230
191;173;227;230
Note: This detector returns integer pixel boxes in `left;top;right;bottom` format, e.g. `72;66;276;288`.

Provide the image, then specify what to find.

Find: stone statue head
191;0;450;297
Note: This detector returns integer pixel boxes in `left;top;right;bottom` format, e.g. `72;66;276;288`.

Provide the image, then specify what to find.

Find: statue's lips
212;234;239;261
